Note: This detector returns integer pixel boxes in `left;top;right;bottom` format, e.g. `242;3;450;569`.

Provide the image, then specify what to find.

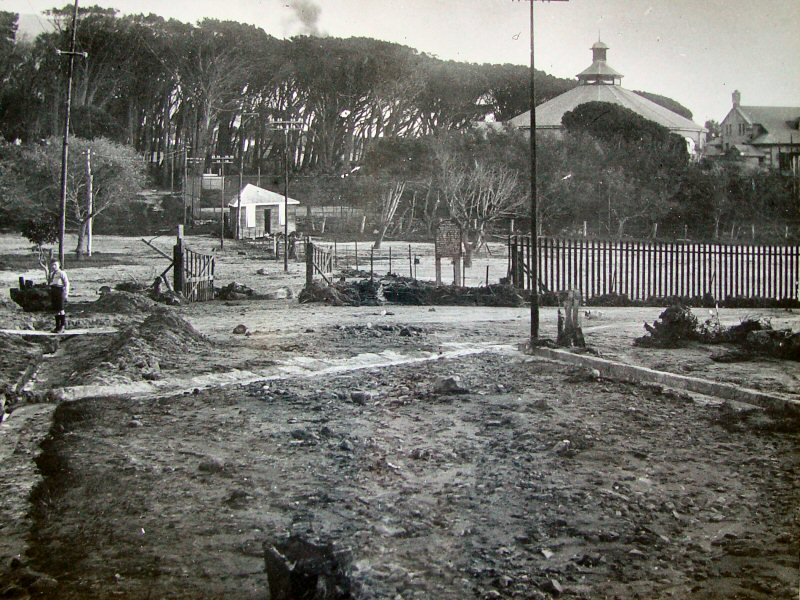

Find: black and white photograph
0;0;798;598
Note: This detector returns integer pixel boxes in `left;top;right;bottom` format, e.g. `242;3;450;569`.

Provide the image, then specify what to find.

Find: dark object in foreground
264;536;352;600
9;278;51;312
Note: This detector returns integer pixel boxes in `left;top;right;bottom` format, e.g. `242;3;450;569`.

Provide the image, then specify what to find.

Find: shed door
263;209;272;234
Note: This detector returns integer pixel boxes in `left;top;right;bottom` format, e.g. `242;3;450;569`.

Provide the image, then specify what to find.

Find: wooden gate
509;235;800;303
173;238;215;301
305;238;333;286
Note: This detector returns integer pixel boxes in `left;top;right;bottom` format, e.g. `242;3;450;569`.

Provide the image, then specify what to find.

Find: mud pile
383;280;524;307
634;305;699;348
300;277;522;307
636;306;799;361
64;311;211;385
89;290;160;314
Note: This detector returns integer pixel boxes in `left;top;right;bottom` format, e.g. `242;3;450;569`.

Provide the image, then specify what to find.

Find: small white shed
228;184;300;239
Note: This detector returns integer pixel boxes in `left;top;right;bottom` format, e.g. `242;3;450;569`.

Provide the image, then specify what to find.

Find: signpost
434;220;464;286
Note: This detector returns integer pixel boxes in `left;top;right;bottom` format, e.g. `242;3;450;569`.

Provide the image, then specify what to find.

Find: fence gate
305;238;333;286
173;237;215;301
509;235;800;303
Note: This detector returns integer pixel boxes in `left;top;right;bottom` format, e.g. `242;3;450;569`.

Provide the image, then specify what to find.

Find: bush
20;214;59;248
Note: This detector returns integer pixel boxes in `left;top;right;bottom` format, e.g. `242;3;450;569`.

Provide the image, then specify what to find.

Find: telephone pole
185;155;204;226
212;155;233;249
237;113;259;240
266;120;304;272
56;0;88;266
182;146;189;227
519;0;568;340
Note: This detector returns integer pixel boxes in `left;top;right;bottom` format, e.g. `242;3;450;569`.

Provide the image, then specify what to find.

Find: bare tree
439;159;521;252
373;181;405;249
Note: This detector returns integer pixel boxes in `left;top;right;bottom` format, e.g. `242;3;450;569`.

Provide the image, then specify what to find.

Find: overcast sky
5;0;800;124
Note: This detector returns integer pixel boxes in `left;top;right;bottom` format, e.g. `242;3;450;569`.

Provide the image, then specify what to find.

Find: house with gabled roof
507;40;707;153
709;90;800;172
227;184;300;239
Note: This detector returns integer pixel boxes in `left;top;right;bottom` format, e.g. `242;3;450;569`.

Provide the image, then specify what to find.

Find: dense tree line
0;6;574;180
0;7;795;245
347;102;798;245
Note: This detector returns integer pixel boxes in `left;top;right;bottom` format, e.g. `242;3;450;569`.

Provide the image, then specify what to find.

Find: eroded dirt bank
18;351;799;599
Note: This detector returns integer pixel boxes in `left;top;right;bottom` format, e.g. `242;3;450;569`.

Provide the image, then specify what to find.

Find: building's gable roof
227;183;300;207
737;106;800;145
508;84;705;134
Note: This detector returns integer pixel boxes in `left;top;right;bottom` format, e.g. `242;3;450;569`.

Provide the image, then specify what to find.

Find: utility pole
182;146;189;227
236;113;259;240
267;120;304;272
520;0;568;341
85;148;93;257
56;0;88;266
185;155;204;226
212;155;233;249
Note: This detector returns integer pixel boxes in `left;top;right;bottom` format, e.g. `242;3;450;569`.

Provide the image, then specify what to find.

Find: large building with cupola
508;41;707;154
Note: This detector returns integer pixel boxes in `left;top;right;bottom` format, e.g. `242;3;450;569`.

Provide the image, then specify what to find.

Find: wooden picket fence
173;238;215;302
305;238;333;286
509;236;800;302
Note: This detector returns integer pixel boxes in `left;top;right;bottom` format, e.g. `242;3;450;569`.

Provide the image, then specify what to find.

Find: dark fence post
173;237;184;294
305;237;313;287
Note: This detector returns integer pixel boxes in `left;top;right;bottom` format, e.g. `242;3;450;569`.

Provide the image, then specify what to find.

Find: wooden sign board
435;220;462;258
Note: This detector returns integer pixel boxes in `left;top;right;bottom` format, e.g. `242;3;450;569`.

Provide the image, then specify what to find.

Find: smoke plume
288;0;323;37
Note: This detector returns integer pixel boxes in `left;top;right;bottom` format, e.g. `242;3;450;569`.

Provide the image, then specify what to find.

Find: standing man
48;258;69;333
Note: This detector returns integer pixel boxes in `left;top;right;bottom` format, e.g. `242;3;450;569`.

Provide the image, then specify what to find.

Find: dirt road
0;233;798;599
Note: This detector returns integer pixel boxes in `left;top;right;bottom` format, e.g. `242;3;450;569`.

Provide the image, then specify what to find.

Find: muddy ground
0;233;798;599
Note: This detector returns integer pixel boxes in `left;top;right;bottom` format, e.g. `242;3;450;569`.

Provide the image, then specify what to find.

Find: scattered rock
433;376;468;395
551;440;571;455
127;419;143;428
350;391;373;405
198;457;225;473
290;429;319;444
541;578;563;595
232;324;248;335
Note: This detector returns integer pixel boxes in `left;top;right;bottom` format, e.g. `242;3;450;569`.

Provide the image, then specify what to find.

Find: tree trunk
373;224;389;250
74;220;87;260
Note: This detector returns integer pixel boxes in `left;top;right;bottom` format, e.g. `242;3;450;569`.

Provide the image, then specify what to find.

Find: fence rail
305;238;333;286
509;236;800;302
173;239;215;302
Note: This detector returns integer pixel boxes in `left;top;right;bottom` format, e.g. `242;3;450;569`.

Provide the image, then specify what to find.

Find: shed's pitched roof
227;183;300;207
733;143;766;158
508;84;705;134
